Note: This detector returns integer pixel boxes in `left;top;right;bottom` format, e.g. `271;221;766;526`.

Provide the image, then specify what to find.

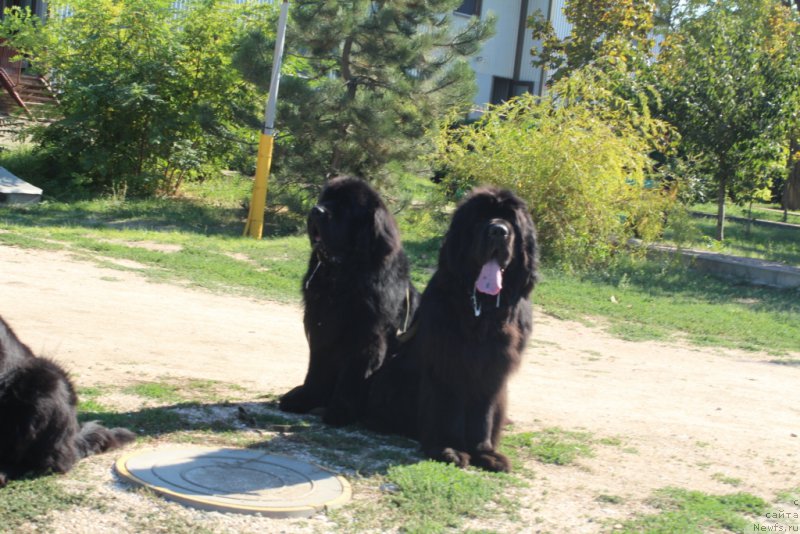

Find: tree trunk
715;172;727;241
329;35;356;175
783;136;800;213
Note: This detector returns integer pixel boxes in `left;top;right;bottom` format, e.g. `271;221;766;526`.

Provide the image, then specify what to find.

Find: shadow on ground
80;400;422;476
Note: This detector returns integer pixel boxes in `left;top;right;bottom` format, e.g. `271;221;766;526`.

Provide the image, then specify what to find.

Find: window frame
454;0;482;17
490;76;534;105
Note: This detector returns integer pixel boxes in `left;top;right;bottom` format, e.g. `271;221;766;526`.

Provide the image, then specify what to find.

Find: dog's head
307;176;400;264
439;187;538;299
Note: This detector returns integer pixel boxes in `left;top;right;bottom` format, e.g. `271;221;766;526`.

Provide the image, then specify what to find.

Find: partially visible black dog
365;187;538;472
0;316;135;487
279;176;418;426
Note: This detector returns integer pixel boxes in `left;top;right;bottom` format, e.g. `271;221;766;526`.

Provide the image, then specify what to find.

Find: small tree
236;0;494;195
529;0;657;85
436;67;676;269
0;0;276;197
654;0;800;239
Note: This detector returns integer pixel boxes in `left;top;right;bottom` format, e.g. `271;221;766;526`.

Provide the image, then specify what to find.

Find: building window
455;0;481;16
490;77;533;105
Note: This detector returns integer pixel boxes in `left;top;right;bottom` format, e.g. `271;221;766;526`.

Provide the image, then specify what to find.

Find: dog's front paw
279;385;320;414
473;450;511;473
436;447;471;468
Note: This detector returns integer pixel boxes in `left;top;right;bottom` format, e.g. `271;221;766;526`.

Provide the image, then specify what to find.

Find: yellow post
243;133;275;239
244;0;289;239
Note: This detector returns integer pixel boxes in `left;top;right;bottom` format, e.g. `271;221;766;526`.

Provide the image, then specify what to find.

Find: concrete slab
114;447;351;517
648;244;800;289
0;166;42;204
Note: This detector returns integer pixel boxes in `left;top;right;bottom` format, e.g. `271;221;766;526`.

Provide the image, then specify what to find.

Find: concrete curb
690;211;800;231
648;244;800;289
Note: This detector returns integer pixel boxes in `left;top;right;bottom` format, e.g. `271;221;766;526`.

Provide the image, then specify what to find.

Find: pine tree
237;0;494;191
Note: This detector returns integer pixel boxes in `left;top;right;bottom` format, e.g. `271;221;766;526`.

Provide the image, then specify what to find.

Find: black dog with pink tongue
366;187;538;472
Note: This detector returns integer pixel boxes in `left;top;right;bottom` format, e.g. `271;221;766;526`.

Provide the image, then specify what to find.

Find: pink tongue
476;260;503;296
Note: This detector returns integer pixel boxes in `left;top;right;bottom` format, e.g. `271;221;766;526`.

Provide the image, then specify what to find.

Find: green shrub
0;0;276;198
436;67;677;269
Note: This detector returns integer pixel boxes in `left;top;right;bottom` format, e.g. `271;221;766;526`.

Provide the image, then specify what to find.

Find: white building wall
455;0;570;108
450;0;521;111
521;0;552;94
471;0;520;107
549;0;571;39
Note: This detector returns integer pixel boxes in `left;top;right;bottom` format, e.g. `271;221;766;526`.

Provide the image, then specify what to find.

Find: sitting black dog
0;316;135;486
279;176;418;426
366;187;538;472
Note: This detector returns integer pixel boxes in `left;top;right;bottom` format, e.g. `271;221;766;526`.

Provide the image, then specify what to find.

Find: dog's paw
473;450;511;473
278;386;318;413
438;447;471;468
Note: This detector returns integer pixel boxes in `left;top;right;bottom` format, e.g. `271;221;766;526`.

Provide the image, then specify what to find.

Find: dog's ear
439;203;470;283
371;205;400;258
514;208;539;295
356;202;399;261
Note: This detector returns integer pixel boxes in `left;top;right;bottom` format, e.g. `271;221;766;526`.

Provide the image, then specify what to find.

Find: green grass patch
503;427;595;466
536;258;800;354
76;386;107;413
124;382;182;403
675;204;800;267
711;473;743;487
0;197;309;302
776;487;800;504
618;488;767;533
692;202;800;226
0;477;88;531
382;460;511;533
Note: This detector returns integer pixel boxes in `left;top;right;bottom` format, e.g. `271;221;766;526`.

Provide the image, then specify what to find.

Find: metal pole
244;0;289;239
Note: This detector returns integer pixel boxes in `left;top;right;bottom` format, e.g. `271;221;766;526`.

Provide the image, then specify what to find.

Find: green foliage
0;0;276;198
619;487;768;533
237;0;494;197
529;0;657;84
436;67;677;268
385;461;508;533
654;0;800;239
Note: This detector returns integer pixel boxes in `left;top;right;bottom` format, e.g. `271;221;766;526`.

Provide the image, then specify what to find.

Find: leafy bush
436;67;677;269
0;0;275;198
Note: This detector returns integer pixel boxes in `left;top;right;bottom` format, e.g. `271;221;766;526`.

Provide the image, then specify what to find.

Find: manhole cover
114;447;351;517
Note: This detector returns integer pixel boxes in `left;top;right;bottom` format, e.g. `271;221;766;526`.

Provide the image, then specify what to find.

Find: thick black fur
0;316;135;487
365;187;538;472
279;176;419;426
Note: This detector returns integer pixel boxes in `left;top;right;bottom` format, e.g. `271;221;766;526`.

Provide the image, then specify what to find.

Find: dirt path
3;244;799;531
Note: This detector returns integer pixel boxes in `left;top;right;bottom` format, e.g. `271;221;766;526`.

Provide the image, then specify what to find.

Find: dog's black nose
488;223;510;240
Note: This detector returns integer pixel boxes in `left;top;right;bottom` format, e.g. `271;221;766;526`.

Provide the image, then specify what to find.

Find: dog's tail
75;421;136;459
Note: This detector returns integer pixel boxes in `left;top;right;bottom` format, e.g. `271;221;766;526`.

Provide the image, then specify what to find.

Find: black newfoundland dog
0;316;135;487
279;176;418;426
366;187;538;472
